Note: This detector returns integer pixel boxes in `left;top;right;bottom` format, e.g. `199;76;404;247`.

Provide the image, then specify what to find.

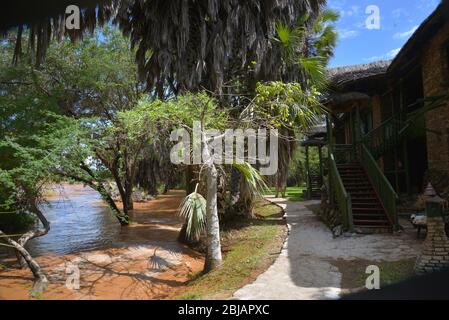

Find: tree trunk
203;164;222;272
124;181;134;212
123;150;134;212
97;185;129;226
185;165;197;194
233;177;257;219
78;162;129;225
200;129;223;272
1;229;48;295
96;183;129;226
16;204;50;268
230;167;241;200
109;167;128;210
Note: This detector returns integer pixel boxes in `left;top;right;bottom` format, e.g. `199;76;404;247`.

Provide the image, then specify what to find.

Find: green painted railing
361;117;402;159
334;144;356;164
329;153;354;231
360;144;399;230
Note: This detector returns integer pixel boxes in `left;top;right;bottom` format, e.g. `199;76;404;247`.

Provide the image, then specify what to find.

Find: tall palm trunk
203;161;222;272
202;133;222;272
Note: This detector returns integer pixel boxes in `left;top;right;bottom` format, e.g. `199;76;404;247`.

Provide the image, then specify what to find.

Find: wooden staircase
309;174;322;199
337;163;392;231
362;116;404;160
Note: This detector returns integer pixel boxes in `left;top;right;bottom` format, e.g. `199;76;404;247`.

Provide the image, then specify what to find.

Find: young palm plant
178;184;207;242
178;161;268;272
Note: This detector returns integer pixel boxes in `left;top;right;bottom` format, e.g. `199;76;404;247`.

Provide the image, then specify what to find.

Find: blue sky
328;0;441;67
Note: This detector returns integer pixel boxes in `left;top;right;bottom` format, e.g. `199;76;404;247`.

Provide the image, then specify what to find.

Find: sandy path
0;190;204;300
233;197;423;300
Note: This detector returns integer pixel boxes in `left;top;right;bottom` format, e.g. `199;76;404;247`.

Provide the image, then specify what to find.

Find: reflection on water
28;185;121;256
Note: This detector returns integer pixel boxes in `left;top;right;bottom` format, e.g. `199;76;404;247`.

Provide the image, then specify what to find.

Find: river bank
0;185;289;300
0;185;204;300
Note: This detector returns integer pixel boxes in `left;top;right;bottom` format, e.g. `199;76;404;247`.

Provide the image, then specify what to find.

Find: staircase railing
361;116;403;159
360;144;399;230
329;152;354;231
334;144;356;164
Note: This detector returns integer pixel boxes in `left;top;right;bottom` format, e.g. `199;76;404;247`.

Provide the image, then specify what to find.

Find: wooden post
327;113;334;153
326;114;335;205
354;105;362;160
305;146;311;200
318;146;323;179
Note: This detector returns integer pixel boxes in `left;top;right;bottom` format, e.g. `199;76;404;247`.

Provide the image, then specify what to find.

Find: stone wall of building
421;21;449;175
415;216;449;274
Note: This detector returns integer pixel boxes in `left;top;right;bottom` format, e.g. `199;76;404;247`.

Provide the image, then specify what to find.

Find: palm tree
271;9;338;196
179;162;267;272
8;0;326;93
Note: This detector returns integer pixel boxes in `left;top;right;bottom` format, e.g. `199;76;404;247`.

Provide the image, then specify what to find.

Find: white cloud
393;25;418;39
417;0;440;10
392;8;409;19
387;48;401;58
345;5;360;17
329;2;360;18
339;29;360;39
364;48;401;62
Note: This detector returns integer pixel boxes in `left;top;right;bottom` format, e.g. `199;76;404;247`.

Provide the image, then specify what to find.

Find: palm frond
299;56;328;90
178;185;206;240
233;162;268;198
275;23;289;46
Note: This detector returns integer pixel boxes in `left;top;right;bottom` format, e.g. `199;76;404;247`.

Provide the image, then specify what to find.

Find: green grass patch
265;186;306;202
174;199;287;300
332;258;416;289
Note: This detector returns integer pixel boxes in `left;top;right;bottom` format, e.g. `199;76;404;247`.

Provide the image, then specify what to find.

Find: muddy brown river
29;185;122;256
0;185;204;300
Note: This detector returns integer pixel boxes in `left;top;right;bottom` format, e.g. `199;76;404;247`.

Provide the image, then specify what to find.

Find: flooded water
28;185;122;256
0;186;204;300
26;185;186;257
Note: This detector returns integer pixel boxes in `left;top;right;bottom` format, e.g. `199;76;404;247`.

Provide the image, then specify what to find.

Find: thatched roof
301;122;327;146
326;91;370;104
328;60;391;87
305;123;327;135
